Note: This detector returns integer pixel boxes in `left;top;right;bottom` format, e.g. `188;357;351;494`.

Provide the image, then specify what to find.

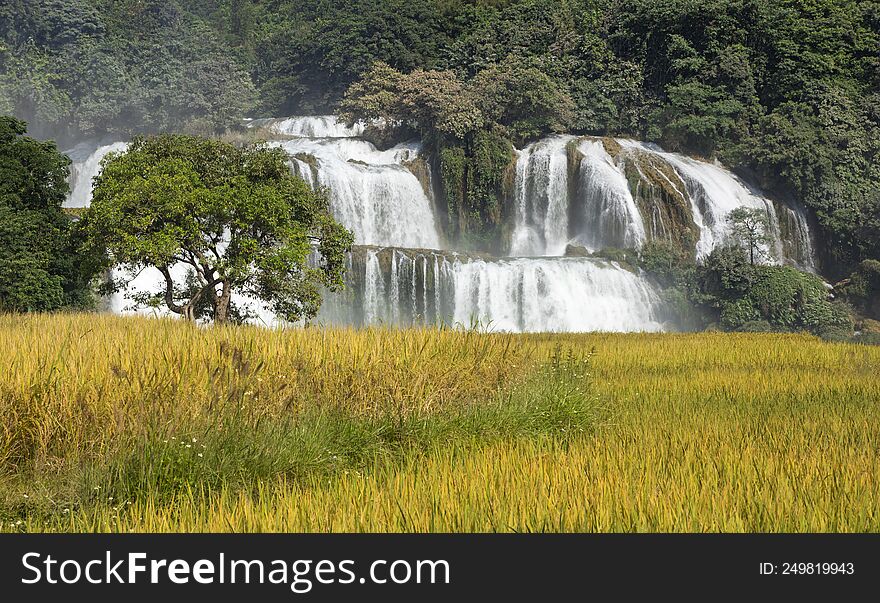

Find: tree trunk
214;281;232;324
183;304;197;322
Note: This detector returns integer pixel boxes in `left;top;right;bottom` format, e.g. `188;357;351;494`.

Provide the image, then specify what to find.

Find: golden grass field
1;313;879;532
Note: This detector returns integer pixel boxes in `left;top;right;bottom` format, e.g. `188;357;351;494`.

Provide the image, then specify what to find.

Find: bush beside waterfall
636;244;855;339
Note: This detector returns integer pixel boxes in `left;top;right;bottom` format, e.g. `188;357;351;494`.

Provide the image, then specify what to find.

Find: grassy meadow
1;313;878;532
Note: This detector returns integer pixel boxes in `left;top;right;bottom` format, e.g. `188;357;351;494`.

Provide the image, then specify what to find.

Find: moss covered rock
403;155;433;199
292;152;319;183
619;146;698;258
435;129;517;253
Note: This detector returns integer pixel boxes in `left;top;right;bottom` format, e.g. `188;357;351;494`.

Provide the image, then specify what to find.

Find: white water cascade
617;140;796;262
509;135;573;256
252;115;367;138
64;141;129;208
510;135;649;256
319;248;666;332
574;139;647;252
508;135;816;269
445;256;663;332
255;116;441;249
64;116;818;332
279;138;439;249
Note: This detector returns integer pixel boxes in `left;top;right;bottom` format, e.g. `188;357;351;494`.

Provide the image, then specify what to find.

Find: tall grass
1;313;534;472
1;314;879;532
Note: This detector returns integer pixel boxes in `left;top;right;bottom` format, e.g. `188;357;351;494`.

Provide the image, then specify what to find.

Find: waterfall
320;248;666;333
63;117;820;332
273;130;440;249
573;140;646;251
248;115;366;138
447;256;663;332
507;135;815;268
510;135;573;256
615;140;789;262
364;250;387;324
64;142;129;208
775;201;816;272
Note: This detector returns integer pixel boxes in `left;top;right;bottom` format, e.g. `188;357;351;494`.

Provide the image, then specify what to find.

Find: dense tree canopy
81;135;353;323
1;0;878;276
0;116;99;311
0;0;256;141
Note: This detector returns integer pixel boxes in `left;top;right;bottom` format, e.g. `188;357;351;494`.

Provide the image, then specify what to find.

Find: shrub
638;240;693;287
698;245;757;298
710;262;853;337
843;259;880;319
735;320;775;333
852;332;880;346
720;298;761;329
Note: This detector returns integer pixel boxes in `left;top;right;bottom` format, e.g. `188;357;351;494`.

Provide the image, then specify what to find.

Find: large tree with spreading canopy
82;135;352;324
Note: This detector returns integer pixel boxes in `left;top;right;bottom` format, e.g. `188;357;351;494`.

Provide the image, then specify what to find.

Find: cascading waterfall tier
509;135;816;270
251;116;441;249
64;141;129;208
509;135;573;256
573;139;647;253
277;137;440;249
618;140;792;263
246;116;367;138
319;247;667;332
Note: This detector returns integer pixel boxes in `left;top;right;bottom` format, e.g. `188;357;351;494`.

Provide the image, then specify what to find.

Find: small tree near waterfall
727;207;772;266
81;135;353;324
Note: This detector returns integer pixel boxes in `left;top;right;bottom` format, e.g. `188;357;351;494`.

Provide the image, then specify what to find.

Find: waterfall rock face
65;115;817;332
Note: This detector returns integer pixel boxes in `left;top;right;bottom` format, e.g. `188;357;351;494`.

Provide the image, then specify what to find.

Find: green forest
1;0;879;332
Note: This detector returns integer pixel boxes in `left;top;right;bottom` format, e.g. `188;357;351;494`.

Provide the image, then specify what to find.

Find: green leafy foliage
727;206;773;265
698;246;853;336
339;59;565;247
81;135;353;323
0;116;100;312
1;0;256;141
339;62;484;140
637;242;856;337
841;259;880;319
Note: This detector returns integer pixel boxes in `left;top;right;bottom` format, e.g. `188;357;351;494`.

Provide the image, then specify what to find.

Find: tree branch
158;266;185;315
